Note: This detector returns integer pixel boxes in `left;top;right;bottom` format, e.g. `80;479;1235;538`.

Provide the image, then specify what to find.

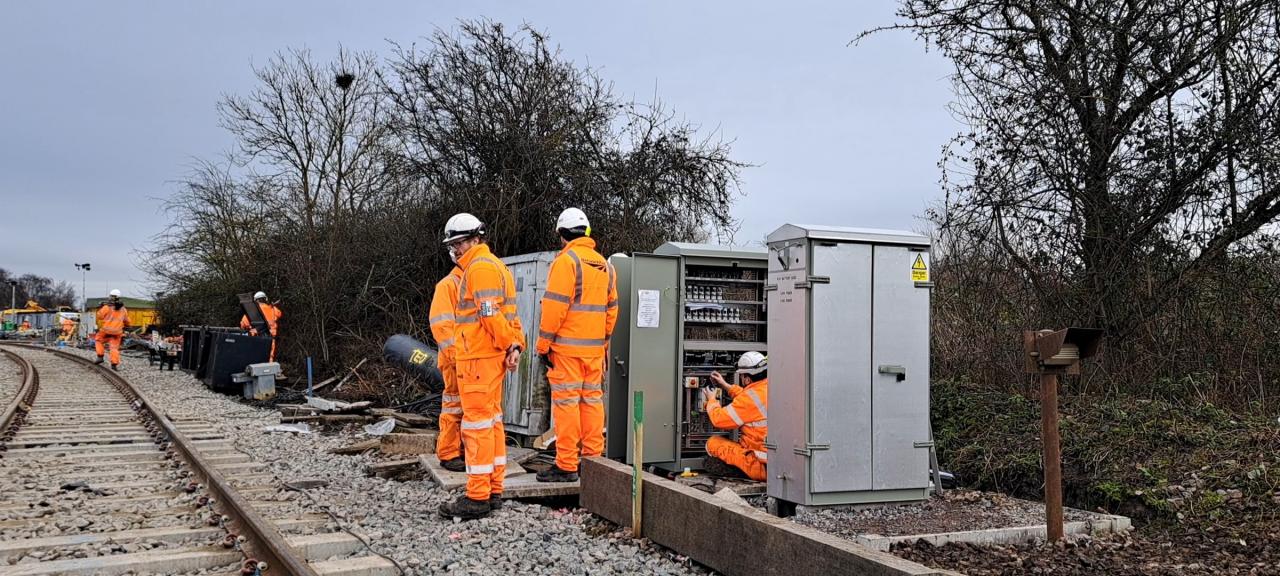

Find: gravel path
69;350;709;576
787;489;1094;538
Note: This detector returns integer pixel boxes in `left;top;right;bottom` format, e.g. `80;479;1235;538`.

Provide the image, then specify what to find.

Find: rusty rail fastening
0;346;39;452
0;343;319;576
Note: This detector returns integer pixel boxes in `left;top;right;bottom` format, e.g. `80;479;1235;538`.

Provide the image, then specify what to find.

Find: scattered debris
363;418;397;436
329;438;382;455
262;423;312;434
283;479;330;491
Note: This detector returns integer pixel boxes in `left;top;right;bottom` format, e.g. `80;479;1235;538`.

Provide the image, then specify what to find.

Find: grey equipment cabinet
500;251;558;440
606;243;769;473
765;224;932;506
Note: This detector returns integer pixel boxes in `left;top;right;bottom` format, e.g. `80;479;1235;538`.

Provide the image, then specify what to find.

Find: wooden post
1040;372;1064;541
632;390;644;537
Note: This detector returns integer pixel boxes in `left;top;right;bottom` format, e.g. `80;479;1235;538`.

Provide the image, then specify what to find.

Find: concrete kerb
579;457;963;576
849;514;1133;551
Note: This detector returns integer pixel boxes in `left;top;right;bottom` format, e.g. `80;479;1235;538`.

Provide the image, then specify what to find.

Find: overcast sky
0;1;956;301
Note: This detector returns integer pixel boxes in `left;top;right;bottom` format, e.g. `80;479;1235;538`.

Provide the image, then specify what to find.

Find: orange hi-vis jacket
535;237;619;357
428;267;463;369
240;303;282;336
97;304;130;336
455;244;525;359
706;378;769;463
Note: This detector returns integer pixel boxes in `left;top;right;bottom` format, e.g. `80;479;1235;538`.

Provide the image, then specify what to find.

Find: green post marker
632;390;644;537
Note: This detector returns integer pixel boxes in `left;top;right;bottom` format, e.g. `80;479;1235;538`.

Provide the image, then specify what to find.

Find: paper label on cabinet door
637;289;660;328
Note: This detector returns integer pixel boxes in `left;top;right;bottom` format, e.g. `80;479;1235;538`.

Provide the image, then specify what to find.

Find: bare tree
872;1;1280;340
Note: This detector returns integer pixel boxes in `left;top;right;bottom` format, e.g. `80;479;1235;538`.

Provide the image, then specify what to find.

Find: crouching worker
700;351;769;481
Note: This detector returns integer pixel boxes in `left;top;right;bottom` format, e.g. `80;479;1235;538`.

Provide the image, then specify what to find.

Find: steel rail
0;342;320;576
0;345;39;451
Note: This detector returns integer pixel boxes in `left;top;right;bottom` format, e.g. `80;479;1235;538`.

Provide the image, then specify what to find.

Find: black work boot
489;497;503;511
438;495;491;520
111;363;120;372
440;457;465;473
536;466;579;483
94;356;105;365
702;455;747;479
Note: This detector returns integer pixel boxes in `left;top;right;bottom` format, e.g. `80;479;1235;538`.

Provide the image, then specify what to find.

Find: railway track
0;344;397;576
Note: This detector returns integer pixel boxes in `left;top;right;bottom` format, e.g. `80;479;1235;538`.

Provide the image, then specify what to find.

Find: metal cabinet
766;224;932;506
500;251;557;439
606;243;769;472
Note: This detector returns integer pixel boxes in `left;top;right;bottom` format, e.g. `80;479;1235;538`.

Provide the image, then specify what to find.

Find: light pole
6;280;15;311
75;263;91;313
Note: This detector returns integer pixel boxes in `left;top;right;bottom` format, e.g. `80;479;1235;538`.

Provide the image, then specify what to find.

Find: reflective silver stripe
582;397;604;405
553;336;607;346
429;313;455;325
553;397;580;406
606;300;618;309
455;316;478;324
439;338;455;350
459;256;509;301
505;313;518;321
474;288;505;299
567;250;584;302
494;456;507;466
467;464;494;474
550;382;584;392
441;407;463;415
723;405;745;426
753;450;769;461
457;301;477;311
462;418;492;430
441;394;461;403
745;390;768;419
570;303;609;312
494;412;503;423
744;420;767;428
544;292;572;304
582;383;603;391
539;330;558;340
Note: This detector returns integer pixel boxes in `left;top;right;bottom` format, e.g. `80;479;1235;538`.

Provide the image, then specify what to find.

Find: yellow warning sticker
409;349;431;365
911;254;929;283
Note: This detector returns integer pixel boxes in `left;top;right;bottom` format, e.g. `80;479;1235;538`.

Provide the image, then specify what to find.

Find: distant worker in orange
59;315;76;341
429;263;465;473
19;320;31;330
240;291;282;361
535;208;618;483
95;289;130;371
701;352;769;481
437;213;525;521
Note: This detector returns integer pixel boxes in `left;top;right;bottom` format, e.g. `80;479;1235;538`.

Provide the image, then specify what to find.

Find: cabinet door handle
878;364;907;382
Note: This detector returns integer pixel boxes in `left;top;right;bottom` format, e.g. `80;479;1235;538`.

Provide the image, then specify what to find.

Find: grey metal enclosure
766;224;932;506
500;251;557;439
606;243;769;472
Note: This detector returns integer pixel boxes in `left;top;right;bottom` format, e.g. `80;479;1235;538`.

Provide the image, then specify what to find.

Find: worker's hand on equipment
700;386;718;406
709;371;730;390
505;347;521;372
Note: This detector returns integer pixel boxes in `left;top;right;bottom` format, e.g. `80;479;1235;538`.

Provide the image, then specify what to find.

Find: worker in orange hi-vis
437;213;525;521
535;208;618;483
701;351;770;481
19;320;31;330
94;289;130;371
59;316;76;341
239;291;282;361
429;265;466;472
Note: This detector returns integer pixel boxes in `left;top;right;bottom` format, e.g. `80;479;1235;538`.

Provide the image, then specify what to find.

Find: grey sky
0;1;955;302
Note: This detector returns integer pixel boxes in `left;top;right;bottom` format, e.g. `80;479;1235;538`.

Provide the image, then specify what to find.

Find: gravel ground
0;347;21;406
71;350;710;576
786;489;1094;538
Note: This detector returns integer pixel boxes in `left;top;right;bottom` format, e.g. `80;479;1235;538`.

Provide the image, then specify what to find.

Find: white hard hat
253;291;267;300
109;289;122;298
555;207;590;234
442;213;485;244
735;351;768;378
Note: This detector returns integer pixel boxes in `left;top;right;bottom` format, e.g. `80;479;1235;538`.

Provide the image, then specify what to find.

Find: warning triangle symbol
912;254;928;270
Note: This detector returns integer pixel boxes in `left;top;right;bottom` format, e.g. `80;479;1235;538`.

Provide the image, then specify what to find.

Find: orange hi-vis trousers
435;366;463;460
458;357;507;501
706;435;767;481
95;333;124;365
548;353;605;473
